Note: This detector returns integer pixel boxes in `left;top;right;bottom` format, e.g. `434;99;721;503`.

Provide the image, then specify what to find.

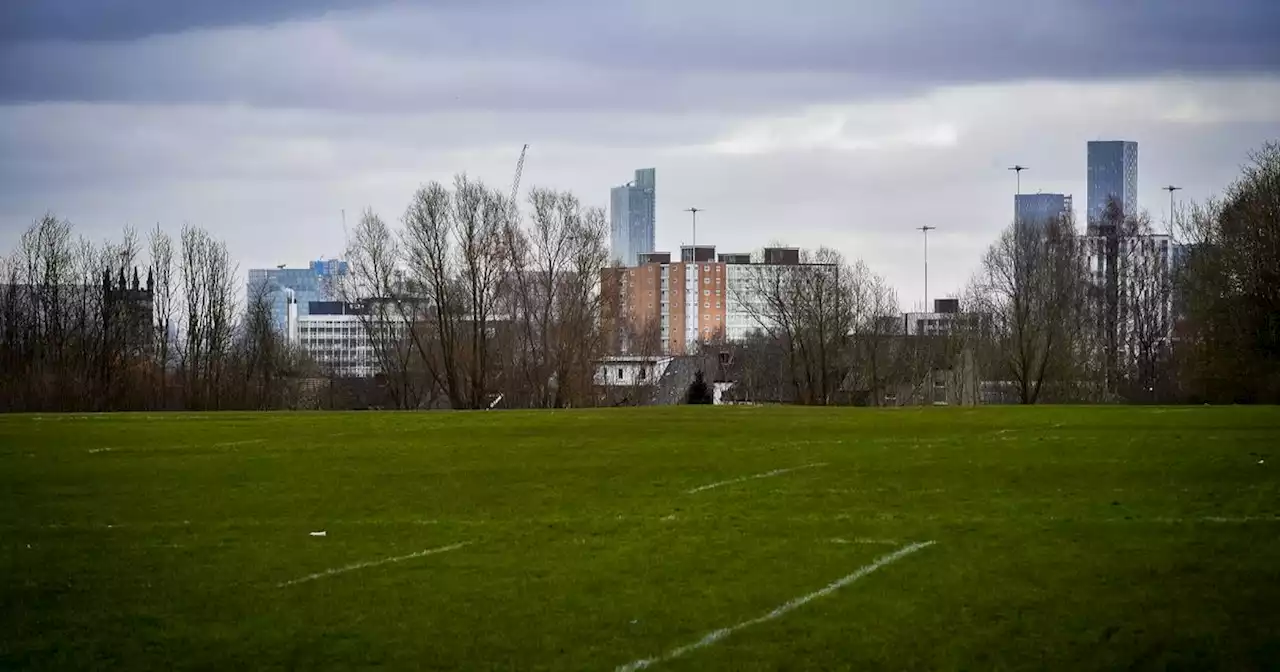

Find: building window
704;277;710;285
617;368;624;380
704;290;710;296
639;368;647;381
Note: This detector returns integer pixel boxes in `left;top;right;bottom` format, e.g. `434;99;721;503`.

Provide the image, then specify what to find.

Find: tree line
335;174;609;409
1;140;1275;411
0;219;308;412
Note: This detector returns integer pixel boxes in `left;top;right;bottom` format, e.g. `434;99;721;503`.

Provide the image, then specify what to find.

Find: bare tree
967;216;1091;404
179;225;207;407
240;278;281;408
499;188;610;407
453;175;510;408
339;209;421;408
178;225;237;409
402;182;466;407
148;225;176;408
21;214;75;408
845;261;902;405
398;176;512;409
735;247;854;405
1117;214;1175;401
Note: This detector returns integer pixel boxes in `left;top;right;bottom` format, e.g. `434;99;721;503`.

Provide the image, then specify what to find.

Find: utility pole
684;207;702;260
1163;185;1182;239
917;225;936;311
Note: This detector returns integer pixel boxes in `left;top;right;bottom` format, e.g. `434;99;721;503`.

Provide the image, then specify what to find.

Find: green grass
2;407;1279;670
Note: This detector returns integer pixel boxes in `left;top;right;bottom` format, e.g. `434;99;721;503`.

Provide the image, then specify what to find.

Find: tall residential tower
1086;140;1138;233
610;168;656;266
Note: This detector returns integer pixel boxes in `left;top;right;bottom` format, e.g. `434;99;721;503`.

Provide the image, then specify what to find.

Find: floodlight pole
1008;164;1028;223
684;207;702;257
1163;185;1182;239
917;225;936;311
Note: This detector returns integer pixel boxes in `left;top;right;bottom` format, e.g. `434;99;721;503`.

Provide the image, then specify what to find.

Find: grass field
2;406;1280;670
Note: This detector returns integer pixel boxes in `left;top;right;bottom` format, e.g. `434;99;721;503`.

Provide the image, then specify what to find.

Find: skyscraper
1087;140;1138;232
1015;193;1073;233
610;168;656;266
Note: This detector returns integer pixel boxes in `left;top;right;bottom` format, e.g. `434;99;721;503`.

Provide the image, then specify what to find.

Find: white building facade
286;293;409;378
1085;232;1175;360
608;247;837;356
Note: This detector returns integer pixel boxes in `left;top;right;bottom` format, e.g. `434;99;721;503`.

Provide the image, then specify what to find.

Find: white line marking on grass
277;541;471;587
615;541;936;672
1152;516;1280;524
87;447;114;454
214;439;266;448
686;463;827;494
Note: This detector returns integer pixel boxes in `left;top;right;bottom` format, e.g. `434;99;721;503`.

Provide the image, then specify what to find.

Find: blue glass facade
246;260;348;332
610;168;656;266
1087;140;1138;231
1015;193;1073;233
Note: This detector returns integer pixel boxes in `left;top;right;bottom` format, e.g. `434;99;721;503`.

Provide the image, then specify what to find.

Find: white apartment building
285;291;409;378
724;262;771;342
1085;232;1174;358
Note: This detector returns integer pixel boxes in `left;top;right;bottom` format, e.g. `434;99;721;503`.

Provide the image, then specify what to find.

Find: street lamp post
917;225;936;312
684;207;702;260
1008;165;1028;224
1163;185;1182;239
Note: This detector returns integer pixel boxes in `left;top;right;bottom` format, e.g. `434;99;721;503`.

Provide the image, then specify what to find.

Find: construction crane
510;144;529;216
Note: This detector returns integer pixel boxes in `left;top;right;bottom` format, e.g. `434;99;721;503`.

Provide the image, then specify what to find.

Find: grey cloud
2;77;1275;309
2;1;1278;110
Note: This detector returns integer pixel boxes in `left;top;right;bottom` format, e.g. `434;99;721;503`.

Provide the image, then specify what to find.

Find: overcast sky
2;0;1278;309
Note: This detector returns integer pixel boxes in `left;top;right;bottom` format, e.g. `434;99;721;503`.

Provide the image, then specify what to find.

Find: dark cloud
0;0;376;42
1;1;1277;110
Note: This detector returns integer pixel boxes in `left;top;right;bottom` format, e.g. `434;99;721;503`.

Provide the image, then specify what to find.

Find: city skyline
2;1;1278;312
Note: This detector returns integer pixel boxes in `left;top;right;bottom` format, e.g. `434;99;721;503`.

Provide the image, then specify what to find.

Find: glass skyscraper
1087;140;1138;231
246;259;349;332
1015;193;1073;233
610;168;656;266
